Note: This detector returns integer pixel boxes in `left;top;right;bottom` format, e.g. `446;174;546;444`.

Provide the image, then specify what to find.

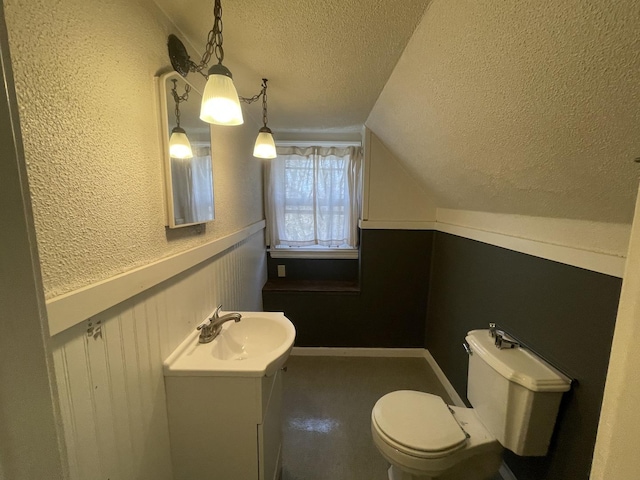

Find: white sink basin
163;311;296;377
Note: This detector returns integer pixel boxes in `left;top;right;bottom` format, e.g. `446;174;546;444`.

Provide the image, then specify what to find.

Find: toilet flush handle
462;341;473;356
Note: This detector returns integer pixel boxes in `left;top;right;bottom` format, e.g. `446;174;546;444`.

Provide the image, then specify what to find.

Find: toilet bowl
371;391;502;480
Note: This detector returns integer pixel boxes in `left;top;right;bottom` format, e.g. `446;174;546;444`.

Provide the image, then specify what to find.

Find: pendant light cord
190;0;225;74
171;79;191;129
237;79;270;128
261;79;269;128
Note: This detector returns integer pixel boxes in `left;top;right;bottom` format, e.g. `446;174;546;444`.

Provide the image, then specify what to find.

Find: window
265;146;362;254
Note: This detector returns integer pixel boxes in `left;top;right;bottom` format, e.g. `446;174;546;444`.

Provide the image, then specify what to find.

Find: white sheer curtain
265;146;362;248
170;145;213;225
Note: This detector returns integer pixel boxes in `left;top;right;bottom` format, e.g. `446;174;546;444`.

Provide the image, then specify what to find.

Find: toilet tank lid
466;330;571;392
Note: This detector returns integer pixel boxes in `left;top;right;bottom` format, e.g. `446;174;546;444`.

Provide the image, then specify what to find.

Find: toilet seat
371;392;504;479
372;391;468;458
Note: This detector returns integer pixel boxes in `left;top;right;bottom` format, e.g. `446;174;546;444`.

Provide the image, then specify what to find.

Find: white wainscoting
358;219;624;278
50;230;266;480
46;220;266;335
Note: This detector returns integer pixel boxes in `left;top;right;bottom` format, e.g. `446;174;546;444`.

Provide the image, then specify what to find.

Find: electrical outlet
277;265;286;277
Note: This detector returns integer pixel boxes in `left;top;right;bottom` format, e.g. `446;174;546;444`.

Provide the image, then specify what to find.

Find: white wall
590;186;640;478
4;0;264;300
361;128;436;226
3;1;268;479
436;209;631;258
0;4;66;477
358;123;628;275
435;209;628;278
367;0;640;224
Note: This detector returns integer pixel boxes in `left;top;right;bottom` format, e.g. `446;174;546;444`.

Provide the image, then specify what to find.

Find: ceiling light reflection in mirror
160;72;215;228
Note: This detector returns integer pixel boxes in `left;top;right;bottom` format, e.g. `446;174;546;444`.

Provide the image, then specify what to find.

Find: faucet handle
212;304;223;319
196;318;211;331
494;331;520;350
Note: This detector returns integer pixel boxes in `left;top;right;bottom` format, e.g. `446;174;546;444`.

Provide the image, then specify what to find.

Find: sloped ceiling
367;0;640;224
155;0;640;224
152;0;431;134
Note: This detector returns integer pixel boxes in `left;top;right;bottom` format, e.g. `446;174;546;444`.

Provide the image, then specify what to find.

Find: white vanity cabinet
164;369;283;480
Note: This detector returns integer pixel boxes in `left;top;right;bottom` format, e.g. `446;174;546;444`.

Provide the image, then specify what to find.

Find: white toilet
371;329;571;480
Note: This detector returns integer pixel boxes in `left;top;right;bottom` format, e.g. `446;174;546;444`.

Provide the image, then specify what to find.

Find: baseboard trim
422;350;466;407
273;442;283;480
292;346;517;480
289;348;466;406
291;347;426;357
499;462;518;480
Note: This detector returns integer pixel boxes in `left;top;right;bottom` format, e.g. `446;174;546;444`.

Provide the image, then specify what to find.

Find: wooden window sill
262;279;360;294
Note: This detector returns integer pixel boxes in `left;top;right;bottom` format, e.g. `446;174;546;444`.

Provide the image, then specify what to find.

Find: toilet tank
465;329;571;456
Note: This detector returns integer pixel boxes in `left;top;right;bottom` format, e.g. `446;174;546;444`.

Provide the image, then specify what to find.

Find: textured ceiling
367;0;640;224
155;0;640;224
152;0;431;135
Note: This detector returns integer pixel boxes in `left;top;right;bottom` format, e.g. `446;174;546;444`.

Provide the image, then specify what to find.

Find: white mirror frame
157;71;215;228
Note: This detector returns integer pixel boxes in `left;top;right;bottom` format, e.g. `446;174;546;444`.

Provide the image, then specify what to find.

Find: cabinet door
165;376;260;480
258;370;283;480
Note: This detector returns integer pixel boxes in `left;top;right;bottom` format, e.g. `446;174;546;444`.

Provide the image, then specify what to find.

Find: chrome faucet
489;322;497;338
197;305;242;344
488;322;520;350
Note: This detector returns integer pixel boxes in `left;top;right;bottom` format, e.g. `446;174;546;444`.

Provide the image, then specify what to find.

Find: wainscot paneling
51;231;266;480
426;232;622;480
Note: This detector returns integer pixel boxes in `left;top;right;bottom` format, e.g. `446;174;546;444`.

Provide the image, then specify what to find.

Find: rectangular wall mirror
158;71;215;228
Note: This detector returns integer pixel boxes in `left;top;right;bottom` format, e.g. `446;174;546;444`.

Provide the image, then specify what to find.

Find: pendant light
166;0;278;154
169;128;193;159
167;0;243;126
252;79;277;159
168;79;193;159
199;0;243;125
201;65;243;126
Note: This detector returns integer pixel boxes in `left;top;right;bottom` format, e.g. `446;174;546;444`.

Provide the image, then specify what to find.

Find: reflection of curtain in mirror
170;146;213;225
190;145;214;222
171;158;193;225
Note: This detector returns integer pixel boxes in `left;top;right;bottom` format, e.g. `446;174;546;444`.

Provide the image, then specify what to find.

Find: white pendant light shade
169;128;193;159
253;127;277;159
200;64;244;126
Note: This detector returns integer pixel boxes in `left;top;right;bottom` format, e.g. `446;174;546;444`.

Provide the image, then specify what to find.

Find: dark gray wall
427;232;622;480
264;228;622;478
263;229;433;347
266;256;359;281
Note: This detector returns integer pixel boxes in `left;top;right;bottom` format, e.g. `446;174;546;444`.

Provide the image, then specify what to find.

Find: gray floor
281;355;493;480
